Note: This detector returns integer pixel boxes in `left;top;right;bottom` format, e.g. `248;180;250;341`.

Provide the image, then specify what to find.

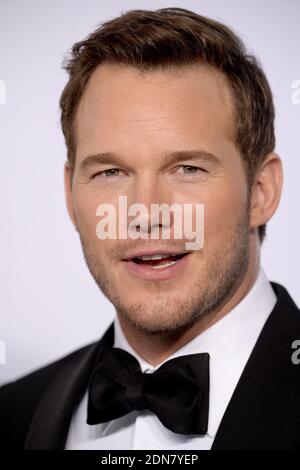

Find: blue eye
103;169;120;177
92;168;120;178
180;165;205;175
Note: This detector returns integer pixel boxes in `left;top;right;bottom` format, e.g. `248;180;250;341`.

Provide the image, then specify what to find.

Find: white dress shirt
65;267;277;450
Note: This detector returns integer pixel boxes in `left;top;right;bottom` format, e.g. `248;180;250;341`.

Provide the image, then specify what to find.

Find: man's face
66;63;251;334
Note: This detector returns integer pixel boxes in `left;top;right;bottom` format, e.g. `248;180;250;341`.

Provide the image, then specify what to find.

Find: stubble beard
79;207;250;337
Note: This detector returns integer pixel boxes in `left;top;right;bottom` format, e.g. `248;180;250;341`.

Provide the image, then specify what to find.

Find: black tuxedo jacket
1;282;300;450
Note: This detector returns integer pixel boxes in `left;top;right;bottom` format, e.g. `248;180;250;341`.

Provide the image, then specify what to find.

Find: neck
117;242;260;367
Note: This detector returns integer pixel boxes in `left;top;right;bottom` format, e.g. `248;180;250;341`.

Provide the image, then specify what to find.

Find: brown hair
60;7;276;243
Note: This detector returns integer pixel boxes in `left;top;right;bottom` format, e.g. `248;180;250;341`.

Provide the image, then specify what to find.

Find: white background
0;0;299;385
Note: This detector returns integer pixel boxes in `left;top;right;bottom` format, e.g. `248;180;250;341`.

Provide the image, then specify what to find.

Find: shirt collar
114;266;277;438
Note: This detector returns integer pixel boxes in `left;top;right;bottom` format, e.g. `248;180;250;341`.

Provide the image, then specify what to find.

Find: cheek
73;189;102;241
73;188;125;258
203;184;248;244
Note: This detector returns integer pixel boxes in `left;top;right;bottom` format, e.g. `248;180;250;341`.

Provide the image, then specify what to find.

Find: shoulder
269;281;300;330
0;342;96;449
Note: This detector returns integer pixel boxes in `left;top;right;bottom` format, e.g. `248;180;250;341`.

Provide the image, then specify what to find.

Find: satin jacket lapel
24;323;114;450
212;282;300;450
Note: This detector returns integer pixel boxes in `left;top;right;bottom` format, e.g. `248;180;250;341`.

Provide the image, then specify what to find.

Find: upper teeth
136;254;173;260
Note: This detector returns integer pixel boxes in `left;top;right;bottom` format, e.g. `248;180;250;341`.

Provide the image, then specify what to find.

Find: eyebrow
163;149;221;167
79;149;221;172
80;152;125;172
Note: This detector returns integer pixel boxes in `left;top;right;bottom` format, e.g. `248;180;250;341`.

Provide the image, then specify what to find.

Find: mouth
130;252;187;268
122;251;192;281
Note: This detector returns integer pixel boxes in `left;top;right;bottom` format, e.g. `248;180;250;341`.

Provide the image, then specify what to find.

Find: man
1;7;299;450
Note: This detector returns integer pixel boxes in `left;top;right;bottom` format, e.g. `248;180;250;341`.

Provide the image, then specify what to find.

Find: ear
64;162;79;232
249;152;283;232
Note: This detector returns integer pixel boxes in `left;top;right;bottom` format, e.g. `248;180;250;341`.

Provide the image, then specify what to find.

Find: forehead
75;63;236;162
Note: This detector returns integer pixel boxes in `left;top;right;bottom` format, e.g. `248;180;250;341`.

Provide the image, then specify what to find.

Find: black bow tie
87;346;210;435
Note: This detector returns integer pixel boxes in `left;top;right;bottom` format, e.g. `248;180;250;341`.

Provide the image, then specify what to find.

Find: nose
126;173;174;238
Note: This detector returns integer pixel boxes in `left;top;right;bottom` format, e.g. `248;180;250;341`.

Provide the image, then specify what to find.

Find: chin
119;303;194;335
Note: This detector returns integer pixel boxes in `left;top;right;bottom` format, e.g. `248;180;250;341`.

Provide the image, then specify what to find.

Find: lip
123;248;191;261
122;252;191;281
